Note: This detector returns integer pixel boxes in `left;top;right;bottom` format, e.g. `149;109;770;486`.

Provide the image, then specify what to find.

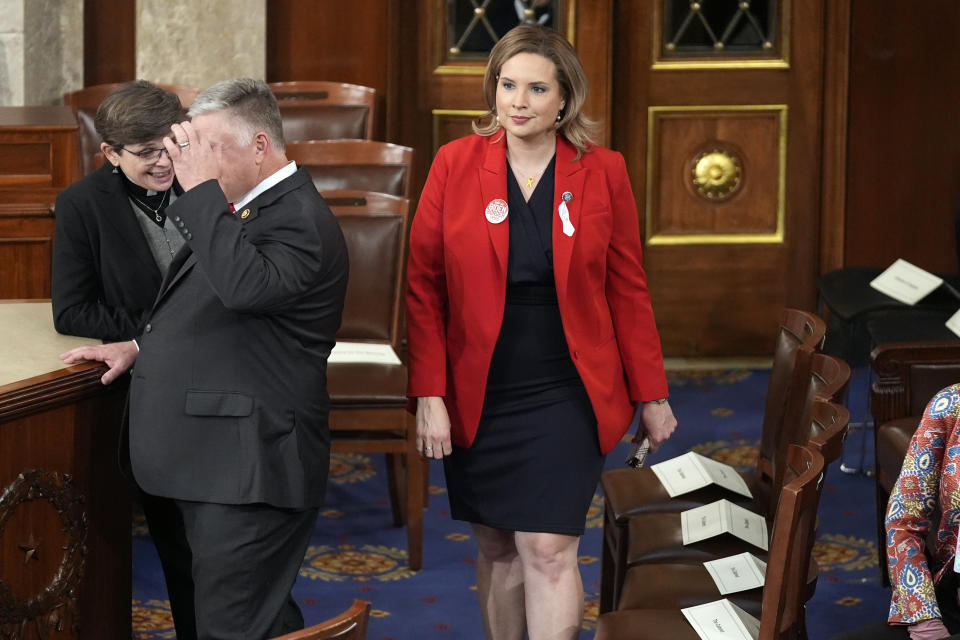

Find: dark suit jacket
128;167;349;509
52;163;163;341
406;134;668;454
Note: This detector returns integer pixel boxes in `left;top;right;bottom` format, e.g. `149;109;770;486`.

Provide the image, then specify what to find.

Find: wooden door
613;0;825;356
417;0;613;165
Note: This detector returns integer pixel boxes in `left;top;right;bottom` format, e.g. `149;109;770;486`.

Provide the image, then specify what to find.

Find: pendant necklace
129;188;170;224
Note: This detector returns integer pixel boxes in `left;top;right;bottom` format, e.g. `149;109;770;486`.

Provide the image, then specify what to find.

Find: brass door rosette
689;145;744;202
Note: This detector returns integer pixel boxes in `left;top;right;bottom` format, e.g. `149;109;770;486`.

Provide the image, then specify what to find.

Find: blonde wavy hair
472;24;597;158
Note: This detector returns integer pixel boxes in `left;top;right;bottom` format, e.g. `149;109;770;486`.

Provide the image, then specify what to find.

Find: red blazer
406;133;668;454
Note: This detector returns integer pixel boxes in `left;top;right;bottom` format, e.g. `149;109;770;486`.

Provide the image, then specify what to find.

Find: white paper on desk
329;342;401;365
681;599;760;640
650;452;752;498
681;500;768;550
703;553;767;595
946;309;960;339
870;259;943;305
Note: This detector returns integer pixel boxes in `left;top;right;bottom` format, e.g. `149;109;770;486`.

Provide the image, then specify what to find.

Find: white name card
870;259;943;305
703;553;767;595
681;599;760;640
681;500;768;551
946;309;960;339
650;452;752;498
329;342;401;365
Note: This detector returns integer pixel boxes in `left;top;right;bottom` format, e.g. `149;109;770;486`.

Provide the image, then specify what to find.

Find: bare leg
471;523;525;640
515;531;583;640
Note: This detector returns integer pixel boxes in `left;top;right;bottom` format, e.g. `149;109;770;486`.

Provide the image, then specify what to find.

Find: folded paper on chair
869;258;943;305
680;500;768;550
650;452;752;498
681;599;760;640
946;309;960;339
329;341;401;365
703;552;767;594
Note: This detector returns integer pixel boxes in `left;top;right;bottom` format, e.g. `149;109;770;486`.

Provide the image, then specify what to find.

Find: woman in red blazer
407;25;677;638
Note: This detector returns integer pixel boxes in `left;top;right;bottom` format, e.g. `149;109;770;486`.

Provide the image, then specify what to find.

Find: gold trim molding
645;104;788;246
434;0;578;76
651;0;791;70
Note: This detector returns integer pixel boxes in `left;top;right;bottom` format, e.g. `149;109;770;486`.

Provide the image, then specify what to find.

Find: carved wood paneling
0;362;130;639
647;106;785;242
613;0;825;356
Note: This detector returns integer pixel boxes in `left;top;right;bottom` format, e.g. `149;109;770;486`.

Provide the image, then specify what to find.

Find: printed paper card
681;500;768;551
946;309;960;339
682;599;760;640
650;452;752;498
329;342;402;365
870;259;943;305
703;553;767;595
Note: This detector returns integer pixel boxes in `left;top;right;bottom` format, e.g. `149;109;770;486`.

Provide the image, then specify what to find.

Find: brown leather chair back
328;191;409;351
63;83;199;176
270;81;377;142
761;444;825;640
287;140;413;198
271;599;371;639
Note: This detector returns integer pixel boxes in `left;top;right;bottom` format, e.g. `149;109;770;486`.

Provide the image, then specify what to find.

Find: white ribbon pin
558;191;575;237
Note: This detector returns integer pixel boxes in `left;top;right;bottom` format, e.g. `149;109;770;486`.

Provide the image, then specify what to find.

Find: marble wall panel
136;0;266;90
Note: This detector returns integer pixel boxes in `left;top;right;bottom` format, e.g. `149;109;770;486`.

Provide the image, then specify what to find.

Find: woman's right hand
416;396;452;460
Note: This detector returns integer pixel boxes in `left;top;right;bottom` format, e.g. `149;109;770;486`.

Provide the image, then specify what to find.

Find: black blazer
52;163;162;341
128;168;349;509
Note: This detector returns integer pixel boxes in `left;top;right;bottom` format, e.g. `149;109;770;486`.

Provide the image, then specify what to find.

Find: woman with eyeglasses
52;80;187;341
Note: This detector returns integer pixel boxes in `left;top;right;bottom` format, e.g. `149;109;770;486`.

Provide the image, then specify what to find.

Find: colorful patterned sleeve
886;384;960;625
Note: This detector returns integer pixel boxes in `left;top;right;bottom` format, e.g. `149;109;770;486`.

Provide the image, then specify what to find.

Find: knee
473;527;518;563
517;533;578;581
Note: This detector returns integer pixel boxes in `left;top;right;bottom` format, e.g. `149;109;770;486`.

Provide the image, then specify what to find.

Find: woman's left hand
640;400;678;453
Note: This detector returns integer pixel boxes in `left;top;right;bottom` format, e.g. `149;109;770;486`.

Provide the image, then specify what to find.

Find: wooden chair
287;140;414;198
595;444;826;640
270;81;378;142
63;83;199;176
325;192;425;570
871;340;960;585
614;400;847;616
271;599;371;640
619;353;847;569
599;308;826;612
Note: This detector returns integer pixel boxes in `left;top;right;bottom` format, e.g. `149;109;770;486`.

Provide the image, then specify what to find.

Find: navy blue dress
443;156;605;536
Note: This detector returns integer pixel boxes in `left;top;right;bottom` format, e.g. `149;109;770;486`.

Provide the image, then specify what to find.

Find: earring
495;113;500;123
556;112;562;122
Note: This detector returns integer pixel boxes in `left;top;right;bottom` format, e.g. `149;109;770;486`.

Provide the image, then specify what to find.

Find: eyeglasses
119;147;170;163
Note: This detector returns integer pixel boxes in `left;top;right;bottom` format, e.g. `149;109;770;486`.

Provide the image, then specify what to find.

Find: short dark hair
188;78;286;152
95;81;185;148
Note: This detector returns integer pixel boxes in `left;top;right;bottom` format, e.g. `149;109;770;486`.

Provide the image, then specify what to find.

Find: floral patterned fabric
887;384;960;624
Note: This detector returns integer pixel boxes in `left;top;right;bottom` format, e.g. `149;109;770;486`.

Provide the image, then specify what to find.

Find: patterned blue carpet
132;368;889;639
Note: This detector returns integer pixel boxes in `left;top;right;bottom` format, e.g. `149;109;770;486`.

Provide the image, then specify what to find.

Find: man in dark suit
61;78;349;639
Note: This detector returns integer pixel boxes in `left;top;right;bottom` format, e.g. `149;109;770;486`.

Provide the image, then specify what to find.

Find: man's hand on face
163;120;222;192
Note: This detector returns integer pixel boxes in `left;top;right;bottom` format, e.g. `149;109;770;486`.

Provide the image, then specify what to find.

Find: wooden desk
0;107;79;300
0;302;131;639
0;107;78;191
